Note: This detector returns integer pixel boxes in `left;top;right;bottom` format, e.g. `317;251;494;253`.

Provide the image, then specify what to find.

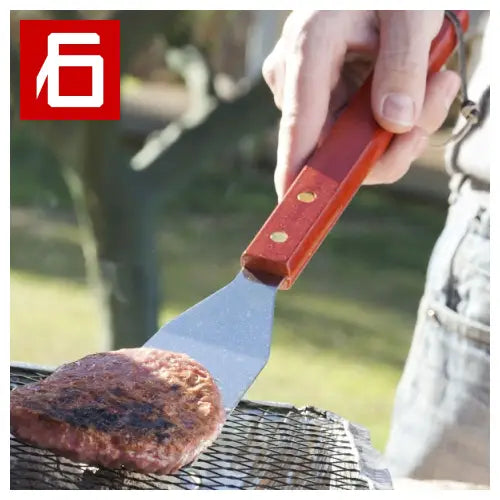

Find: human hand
262;10;461;200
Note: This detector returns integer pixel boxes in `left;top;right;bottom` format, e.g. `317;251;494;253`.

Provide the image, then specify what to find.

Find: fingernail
381;93;415;127
413;133;429;159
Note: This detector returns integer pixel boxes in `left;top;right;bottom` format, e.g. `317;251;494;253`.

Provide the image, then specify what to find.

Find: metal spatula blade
144;270;279;412
144;11;466;415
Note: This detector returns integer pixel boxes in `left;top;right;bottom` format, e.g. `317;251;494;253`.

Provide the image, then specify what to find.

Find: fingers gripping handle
241;10;469;290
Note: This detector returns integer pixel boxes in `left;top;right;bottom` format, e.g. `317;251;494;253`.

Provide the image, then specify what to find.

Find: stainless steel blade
144;270;279;413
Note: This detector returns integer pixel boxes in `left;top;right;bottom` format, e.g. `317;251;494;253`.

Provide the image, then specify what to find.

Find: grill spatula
145;10;469;413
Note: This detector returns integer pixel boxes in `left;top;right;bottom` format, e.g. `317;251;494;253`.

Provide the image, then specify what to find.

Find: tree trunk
80;121;159;348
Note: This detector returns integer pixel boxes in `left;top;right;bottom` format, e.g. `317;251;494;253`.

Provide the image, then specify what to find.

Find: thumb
372;11;444;133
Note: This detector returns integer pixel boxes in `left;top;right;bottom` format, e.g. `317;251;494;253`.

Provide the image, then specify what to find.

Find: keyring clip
432;10;480;148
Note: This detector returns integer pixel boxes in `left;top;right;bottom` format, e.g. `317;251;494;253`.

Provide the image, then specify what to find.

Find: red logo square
19;19;120;120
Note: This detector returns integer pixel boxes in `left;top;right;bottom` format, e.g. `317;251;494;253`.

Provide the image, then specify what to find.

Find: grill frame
10;362;392;490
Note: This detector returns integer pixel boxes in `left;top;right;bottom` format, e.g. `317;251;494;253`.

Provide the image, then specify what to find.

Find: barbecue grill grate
10;363;392;490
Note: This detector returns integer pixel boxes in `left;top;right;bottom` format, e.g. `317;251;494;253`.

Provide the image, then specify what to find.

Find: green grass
10;273;104;365
10;183;446;451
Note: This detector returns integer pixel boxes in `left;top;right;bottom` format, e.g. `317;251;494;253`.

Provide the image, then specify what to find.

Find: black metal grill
10;363;392;490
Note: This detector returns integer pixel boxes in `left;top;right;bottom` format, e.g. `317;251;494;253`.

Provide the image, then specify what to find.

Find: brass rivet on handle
270;231;288;243
297;191;317;203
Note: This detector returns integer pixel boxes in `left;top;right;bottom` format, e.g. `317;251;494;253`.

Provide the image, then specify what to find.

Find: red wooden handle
242;10;469;290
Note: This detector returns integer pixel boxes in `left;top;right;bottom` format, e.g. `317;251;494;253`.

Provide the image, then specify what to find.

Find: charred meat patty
10;348;226;475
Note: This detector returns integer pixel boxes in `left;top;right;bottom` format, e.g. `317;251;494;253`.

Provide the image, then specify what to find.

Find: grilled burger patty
10;348;226;475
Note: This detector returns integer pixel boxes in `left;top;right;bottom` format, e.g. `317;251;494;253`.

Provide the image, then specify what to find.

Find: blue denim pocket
448;207;490;327
385;297;490;483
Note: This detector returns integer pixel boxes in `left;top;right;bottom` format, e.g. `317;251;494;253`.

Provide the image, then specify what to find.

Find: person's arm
262;10;461;200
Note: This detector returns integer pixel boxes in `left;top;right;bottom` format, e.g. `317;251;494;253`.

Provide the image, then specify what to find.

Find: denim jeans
384;175;490;485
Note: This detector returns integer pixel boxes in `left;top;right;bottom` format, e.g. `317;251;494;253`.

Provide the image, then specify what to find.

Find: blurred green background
11;10;452;451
